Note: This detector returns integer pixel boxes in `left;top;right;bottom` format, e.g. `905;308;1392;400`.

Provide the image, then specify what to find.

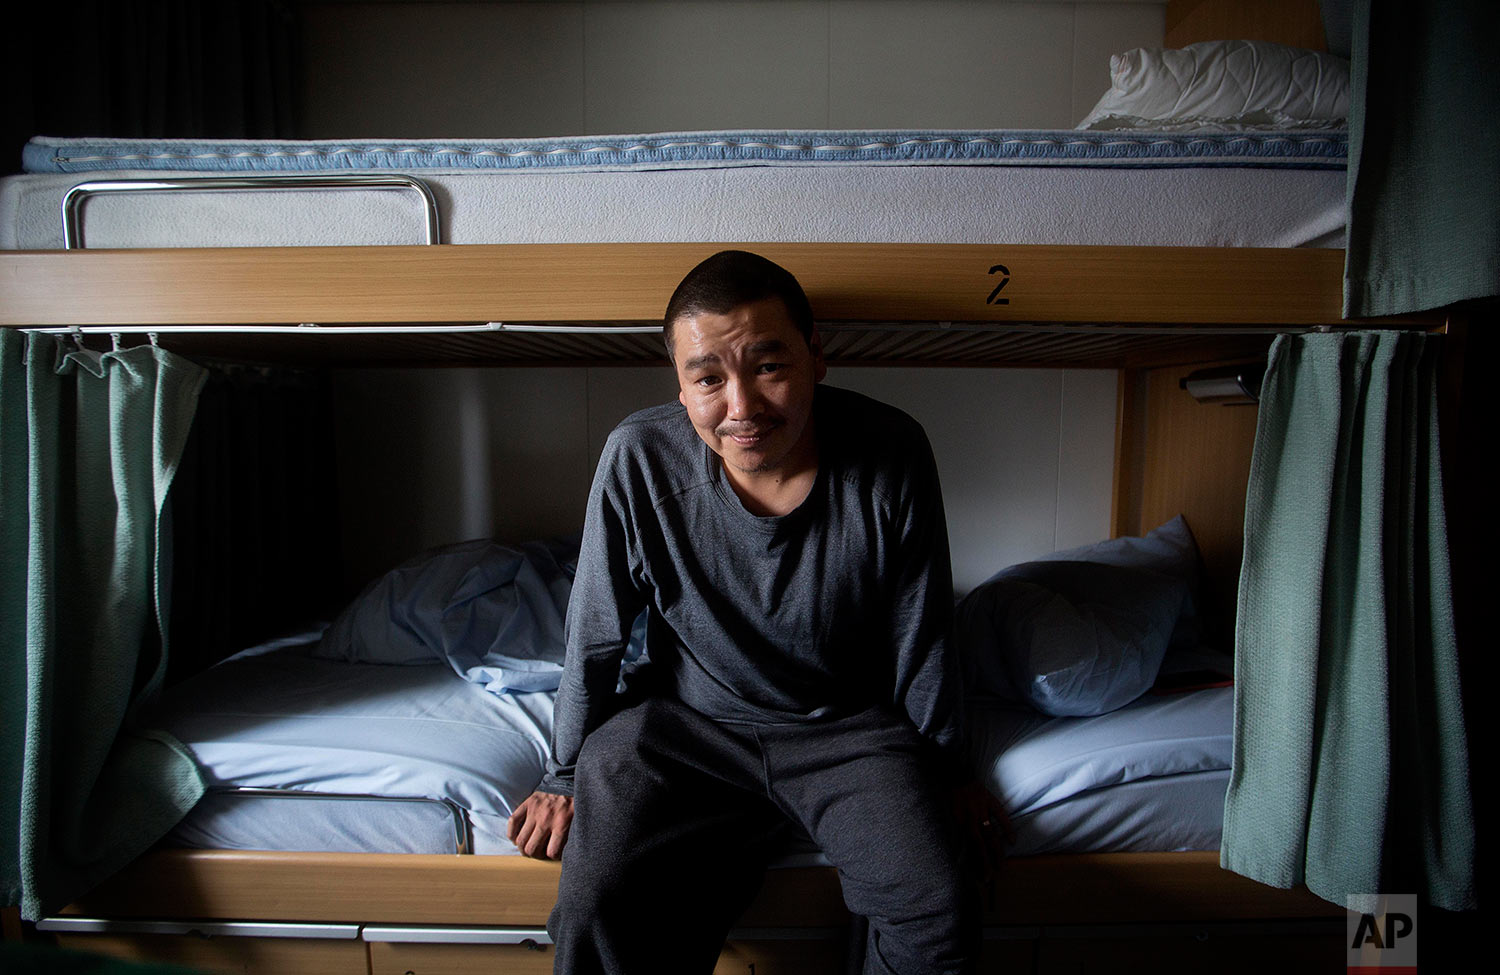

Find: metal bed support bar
363;926;554;946
36;917;361;939
61;175;443;249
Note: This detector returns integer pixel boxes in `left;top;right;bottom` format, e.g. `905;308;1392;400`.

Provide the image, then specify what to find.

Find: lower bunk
40;651;1346;971
36;516;1352;972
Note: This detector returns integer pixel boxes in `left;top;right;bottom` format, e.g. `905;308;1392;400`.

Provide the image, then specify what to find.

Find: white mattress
156;642;1230;858
2;131;1348;251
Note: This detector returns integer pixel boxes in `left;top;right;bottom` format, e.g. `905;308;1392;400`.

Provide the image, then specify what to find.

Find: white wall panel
333;367;593;586
1070;2;1166;124
821;367;1114;595
582;1;829;133
300;1;1167;136
1055;367;1118;550
301;2;586;138
829;0;1074;129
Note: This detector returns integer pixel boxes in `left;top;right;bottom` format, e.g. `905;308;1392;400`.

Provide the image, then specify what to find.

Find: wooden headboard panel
1165;0;1328;50
1113;361;1261;651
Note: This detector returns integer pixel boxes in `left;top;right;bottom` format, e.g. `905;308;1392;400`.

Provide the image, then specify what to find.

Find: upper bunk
0;7;1447;369
0;129;1438;370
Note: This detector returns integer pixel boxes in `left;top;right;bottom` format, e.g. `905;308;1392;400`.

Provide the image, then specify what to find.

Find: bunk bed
4;224;1424;975
3;9;1471;975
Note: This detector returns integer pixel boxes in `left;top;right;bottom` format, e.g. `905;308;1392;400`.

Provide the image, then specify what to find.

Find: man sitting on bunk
507;249;1005;975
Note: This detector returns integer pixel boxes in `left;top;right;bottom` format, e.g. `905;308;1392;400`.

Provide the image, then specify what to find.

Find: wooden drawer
368;934;845;975
369;940;554;974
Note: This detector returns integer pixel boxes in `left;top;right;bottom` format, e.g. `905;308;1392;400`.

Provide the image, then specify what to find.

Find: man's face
671;297;827;479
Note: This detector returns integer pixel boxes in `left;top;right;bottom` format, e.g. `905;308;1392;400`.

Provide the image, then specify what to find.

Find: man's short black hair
662;250;814;360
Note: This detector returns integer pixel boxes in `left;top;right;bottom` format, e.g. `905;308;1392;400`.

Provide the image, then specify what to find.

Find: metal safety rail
61;174;443;249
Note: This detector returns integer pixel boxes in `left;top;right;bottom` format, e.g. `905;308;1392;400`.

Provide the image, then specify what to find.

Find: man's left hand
952;780;1013;880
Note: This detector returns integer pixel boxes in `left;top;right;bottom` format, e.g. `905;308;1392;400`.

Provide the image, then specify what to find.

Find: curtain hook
110;332;123;352
69;325;85;348
147;331;160;348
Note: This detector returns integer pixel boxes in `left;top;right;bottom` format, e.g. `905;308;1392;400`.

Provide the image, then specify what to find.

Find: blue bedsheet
156;635;1231;857
971;686;1233;854
154;641;554;855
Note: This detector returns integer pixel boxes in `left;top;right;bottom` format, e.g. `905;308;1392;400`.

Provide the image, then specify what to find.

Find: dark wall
4;1;300;176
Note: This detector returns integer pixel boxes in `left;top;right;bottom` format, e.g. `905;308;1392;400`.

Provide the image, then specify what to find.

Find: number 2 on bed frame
986;264;1011;305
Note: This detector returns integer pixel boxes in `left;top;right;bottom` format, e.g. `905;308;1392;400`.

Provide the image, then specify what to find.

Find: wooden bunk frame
3;242;1348;328
2;240;1450;974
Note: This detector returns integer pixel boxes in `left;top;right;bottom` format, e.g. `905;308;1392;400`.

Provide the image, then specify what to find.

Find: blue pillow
955;559;1188;717
1031;515;1204;654
316;535;580;694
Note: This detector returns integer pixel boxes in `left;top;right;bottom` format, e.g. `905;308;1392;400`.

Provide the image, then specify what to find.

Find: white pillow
1077;40;1349;131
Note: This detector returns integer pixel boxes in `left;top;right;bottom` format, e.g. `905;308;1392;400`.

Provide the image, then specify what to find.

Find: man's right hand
506;790;574;860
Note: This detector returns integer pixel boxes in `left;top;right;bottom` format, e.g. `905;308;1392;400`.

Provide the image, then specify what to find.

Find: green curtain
1;330;207;921
1344;0;1500;316
1221;331;1474;911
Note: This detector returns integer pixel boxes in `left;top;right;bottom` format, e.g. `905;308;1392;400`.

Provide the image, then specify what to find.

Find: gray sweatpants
548;697;976;974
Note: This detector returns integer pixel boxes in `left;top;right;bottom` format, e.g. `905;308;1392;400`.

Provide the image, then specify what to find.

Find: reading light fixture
1179;362;1265;405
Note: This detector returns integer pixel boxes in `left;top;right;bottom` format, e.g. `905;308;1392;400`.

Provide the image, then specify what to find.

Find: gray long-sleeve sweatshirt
538;383;964;795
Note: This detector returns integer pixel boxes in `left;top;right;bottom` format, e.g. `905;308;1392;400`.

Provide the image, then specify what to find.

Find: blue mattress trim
23;130;1348;174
